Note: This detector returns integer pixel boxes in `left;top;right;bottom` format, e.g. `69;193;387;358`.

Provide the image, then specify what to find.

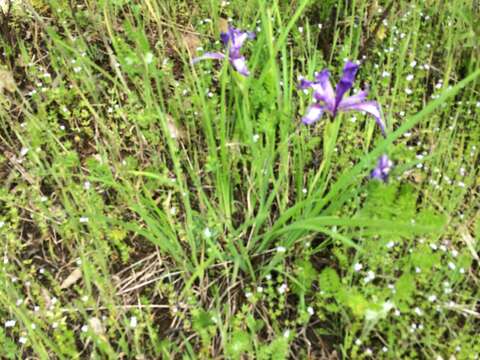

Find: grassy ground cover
0;0;479;358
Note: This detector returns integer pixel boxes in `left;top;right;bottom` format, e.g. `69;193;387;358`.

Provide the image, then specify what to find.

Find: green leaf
394;273;415;305
292;259;318;296
227;331;252;358
345;291;369;318
318;267;341;294
192;310;214;332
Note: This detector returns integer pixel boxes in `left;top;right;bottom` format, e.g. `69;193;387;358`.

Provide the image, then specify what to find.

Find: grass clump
0;0;479;358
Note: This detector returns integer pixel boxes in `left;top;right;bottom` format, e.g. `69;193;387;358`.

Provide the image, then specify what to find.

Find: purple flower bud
192;26;255;77
371;154;393;182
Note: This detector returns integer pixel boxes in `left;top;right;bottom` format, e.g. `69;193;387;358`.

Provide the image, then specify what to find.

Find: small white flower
16;299;23;306
52;322;58;329
406;74;414;81
252;134;260;143
448;262;456;270
79;216;89;223
5;320;16;328
276;246;286;253
428;294;437;302
20;147;29;156
73;66;82;73
129;316;137;328
414;307;423;315
386;241;395;249
353;263;363;272
256;286;264;293
145;52;153;64
383;301;394;312
405;88;413;95
283;329;290;338
355;338;362;346
364;271;375;283
0;221;4;228
307;306;314;315
19;336;27;344
298;26;303;33
382;71;390;78
203;228;212;238
81;325;88;332
430;243;438;251
302;188;307;194
365;348;373;356
382;346;388;353
410;60;417;68
277;283;287;294
415;267;421;273
245;292;253;299
459;268;465;274
458;181;465;188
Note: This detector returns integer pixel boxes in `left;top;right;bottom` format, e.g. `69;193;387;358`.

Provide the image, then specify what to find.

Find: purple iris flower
299;61;386;136
191;27;255;76
371;154;393;182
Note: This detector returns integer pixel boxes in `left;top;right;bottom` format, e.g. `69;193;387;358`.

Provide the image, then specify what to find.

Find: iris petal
315;69;335;106
231;56;250;76
334;61;359;109
298;78;314;89
191;52;226;64
302;104;325;125
339;88;369;107
338;100;386;136
371;154;393;182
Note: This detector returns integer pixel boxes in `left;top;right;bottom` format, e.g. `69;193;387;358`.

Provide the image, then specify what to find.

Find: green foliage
227;331;252;359
318;267;341;295
292;259;318;296
0;0;479;358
